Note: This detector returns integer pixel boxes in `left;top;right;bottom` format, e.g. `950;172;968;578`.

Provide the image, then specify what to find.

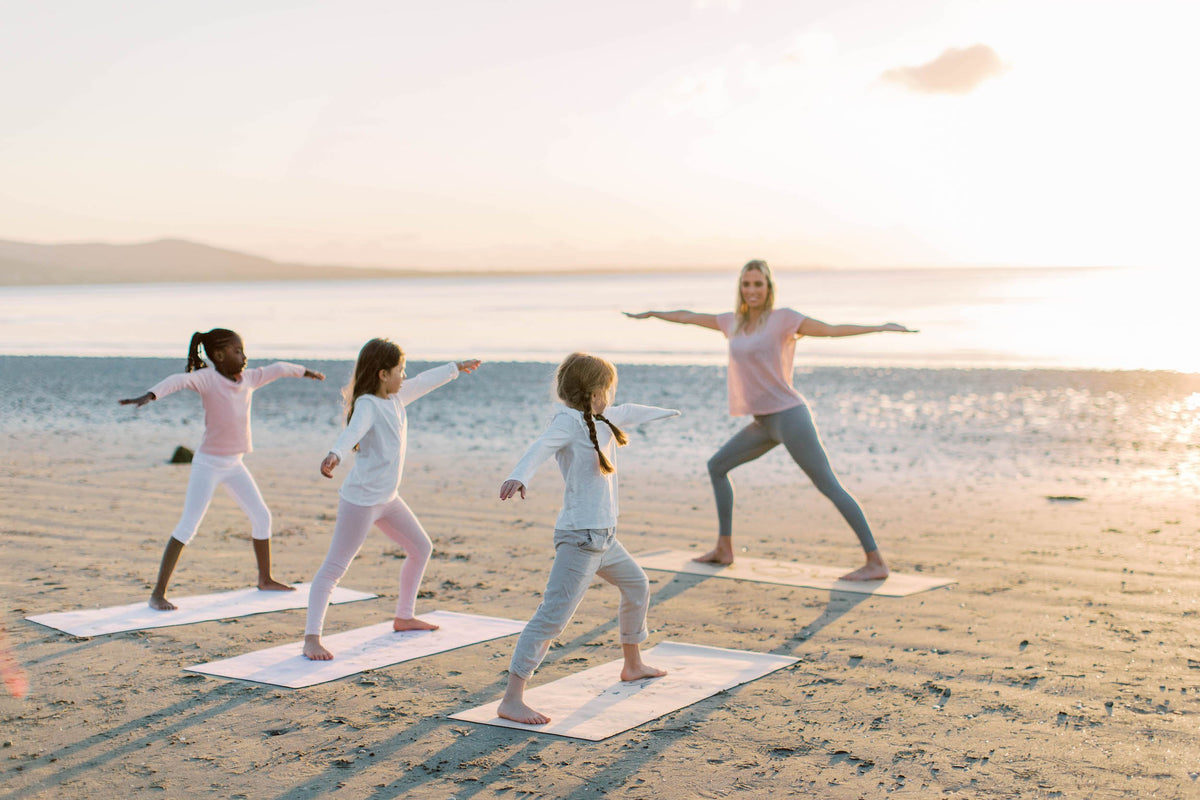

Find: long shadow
270;572;872;799
2;684;258;800
269;574;711;799
555;586;871;800
770;588;871;657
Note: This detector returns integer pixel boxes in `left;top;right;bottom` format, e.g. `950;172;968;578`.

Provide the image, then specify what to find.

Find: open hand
883;323;918;333
305;370;326;380
499;480;526;500
457;359;482;373
623;311;653;319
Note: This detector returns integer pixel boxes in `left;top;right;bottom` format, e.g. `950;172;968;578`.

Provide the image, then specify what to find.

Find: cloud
881;44;1007;95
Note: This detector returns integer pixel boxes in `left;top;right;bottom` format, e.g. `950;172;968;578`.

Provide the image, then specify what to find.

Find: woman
625;259;915;580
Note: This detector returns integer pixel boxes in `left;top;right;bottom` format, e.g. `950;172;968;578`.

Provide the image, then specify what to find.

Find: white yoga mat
186;610;526;688
637;548;954;597
26;584;375;637
450;641;798;741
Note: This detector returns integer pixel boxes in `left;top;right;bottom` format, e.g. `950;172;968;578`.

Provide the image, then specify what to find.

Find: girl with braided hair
495;352;679;725
120;328;326;610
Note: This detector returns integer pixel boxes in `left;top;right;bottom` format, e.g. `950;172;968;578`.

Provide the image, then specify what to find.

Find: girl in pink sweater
120;328;325;610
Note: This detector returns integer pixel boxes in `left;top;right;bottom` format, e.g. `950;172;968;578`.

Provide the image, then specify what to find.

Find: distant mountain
0;238;415;285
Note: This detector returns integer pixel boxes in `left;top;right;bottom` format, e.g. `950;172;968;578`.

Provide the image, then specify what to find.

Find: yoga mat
185;610;525;688
637;548;955;597
26;584;375;637
450;640;798;741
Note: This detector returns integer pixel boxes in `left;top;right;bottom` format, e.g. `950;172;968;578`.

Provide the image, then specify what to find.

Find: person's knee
409;534;433;562
249;507;272;540
707;454;729;479
170;528;197;546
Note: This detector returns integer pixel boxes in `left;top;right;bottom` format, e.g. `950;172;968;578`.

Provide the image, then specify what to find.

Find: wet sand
1;358;1198;798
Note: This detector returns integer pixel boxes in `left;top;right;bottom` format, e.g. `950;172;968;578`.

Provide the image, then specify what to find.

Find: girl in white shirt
303;338;480;661
497;352;679;725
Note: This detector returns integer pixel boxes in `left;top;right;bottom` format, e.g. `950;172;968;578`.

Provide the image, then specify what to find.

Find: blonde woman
626;260;916;580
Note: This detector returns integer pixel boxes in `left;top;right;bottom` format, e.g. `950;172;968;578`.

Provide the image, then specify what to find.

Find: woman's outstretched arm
798;318;917;338
623;310;720;330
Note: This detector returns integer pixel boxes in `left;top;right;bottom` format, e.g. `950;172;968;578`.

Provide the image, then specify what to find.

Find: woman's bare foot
621;662;667;682
258;578;296;592
148;594;177;611
840;551;889;581
393;616;439;632
497;698;550;725
303;634;333;661
693;538;735;565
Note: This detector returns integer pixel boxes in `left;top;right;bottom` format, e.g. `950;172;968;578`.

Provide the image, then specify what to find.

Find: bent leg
373;496;436;627
698;421;778;563
222;462;291;590
595;537;650;646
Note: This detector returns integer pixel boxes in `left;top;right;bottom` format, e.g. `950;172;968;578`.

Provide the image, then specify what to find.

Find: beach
2;357;1198;798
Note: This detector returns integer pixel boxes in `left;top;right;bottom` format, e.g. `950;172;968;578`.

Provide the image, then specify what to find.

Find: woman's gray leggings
707;402;878;553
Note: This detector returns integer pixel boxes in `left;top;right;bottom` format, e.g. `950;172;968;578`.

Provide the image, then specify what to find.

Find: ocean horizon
1;265;1195;373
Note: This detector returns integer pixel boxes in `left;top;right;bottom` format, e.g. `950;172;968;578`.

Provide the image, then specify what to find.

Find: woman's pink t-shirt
715;308;807;416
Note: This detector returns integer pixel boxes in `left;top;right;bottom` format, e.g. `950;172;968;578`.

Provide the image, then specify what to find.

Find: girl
120;328;326;610
625;259;917;581
303;339;480;661
497;352;678;725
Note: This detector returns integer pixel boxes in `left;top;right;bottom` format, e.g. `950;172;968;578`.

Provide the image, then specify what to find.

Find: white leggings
305;496;433;636
171;452;271;546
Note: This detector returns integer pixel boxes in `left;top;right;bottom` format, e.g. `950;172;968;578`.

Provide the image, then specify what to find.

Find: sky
2;0;1198;271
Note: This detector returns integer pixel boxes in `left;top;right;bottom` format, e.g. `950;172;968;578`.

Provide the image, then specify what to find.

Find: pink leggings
305;496;433;636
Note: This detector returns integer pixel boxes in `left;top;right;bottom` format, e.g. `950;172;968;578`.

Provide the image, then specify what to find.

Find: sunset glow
1;0;1197;271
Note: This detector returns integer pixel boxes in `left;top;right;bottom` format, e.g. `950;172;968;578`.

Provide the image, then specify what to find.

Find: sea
1;266;1195;373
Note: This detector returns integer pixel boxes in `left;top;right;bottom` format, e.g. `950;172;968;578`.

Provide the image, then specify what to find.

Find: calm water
1;267;1195;372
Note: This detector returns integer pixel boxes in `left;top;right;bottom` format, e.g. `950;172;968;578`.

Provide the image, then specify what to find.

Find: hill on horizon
0;237;424;286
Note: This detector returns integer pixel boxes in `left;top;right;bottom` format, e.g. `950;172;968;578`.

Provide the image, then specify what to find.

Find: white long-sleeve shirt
329;362;460;507
507;403;679;531
148;362;306;456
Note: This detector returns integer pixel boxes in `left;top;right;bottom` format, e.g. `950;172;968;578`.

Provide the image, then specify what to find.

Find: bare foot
148;594;177;611
621;663;667;682
840;561;889;581
303;635;333;661
497;698;550;725
393;617;439;632
258;578;296;592
693;546;734;565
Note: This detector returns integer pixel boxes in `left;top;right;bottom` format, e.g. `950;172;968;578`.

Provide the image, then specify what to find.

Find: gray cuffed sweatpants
509;528;649;680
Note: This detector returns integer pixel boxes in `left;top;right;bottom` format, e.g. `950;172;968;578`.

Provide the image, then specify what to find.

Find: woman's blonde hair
555;352;628;475
733;259;776;333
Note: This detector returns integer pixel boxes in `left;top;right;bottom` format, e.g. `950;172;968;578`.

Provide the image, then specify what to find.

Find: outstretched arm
798;318;917;338
624;310;720;331
119;391;157;407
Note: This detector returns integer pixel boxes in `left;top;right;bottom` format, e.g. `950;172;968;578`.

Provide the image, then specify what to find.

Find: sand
1;357;1198;798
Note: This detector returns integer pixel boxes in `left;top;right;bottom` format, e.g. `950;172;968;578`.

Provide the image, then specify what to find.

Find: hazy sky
2;0;1197;270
